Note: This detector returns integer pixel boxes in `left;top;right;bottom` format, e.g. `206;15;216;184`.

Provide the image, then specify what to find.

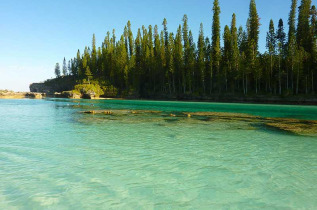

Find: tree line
54;0;317;97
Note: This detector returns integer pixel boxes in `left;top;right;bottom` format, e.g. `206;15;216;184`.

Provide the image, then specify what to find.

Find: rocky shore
0;90;45;99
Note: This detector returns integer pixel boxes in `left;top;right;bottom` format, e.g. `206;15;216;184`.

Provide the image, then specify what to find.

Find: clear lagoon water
0;99;316;209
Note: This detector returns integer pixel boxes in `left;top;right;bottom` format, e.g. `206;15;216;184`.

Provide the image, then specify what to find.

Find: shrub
74;83;104;97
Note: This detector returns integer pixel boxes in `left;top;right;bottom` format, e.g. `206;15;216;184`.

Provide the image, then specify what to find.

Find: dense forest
52;0;317;98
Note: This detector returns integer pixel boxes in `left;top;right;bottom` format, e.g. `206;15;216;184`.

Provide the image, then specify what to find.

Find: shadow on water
251;123;299;136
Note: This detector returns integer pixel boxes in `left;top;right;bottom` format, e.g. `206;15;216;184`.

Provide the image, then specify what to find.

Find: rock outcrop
29;83;53;94
82;91;99;99
0;90;45;99
25;92;46;99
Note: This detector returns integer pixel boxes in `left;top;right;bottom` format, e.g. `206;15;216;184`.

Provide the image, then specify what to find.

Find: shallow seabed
0;99;316;209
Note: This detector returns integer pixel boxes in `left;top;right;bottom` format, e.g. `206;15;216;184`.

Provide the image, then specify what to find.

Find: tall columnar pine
134;28;142;91
55;63;61;78
223;25;231;91
68;60;71;76
188;30;195;93
266;19;276;93
276;19;286;94
91;34;97;75
297;0;312;93
197;23;206;93
115;35;128;89
204;37;213;94
63;57;67;76
182;15;190;93
127;21;134;58
167;32;175;94
288;0;297;92
230;14;239;92
153;25;162;92
247;0;260;94
212;0;221;92
76;50;81;77
174;25;183;93
297;0;312;51
311;5;317;93
160;30;167;92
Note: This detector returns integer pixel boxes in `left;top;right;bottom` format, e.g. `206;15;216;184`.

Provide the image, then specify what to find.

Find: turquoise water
0;99;316;209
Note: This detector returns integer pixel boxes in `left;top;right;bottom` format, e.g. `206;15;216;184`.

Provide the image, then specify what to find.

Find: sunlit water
0;99;316;209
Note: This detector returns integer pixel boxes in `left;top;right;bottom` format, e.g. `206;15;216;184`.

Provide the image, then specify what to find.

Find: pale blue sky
0;0;316;91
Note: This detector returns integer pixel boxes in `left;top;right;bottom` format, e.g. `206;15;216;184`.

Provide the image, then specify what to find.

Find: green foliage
53;1;317;98
74;82;104;97
212;0;221;78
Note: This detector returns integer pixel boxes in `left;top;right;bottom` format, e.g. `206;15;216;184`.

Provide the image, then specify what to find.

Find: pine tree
55;63;61;78
266;19;276;92
247;0;260;94
297;0;312;51
276;19;286;94
91;34;97;75
297;0;312;93
197;23;206;94
68;60;71;76
116;35;128;89
134;28;142;92
288;0;298;92
153;25;161;93
212;0;221;92
204;37;213;94
127;21;134;58
174;25;184;93
182;15;190;93
62;57;67;76
167;32;175;94
160;30;167;92
238;26;248;93
311;5;317;93
223;25;231;91
76;50;82;78
231;14;239;92
162;18;169;49
188;30;196;93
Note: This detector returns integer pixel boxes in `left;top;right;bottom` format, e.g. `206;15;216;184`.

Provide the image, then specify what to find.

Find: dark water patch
164;118;180;123
252;123;300;136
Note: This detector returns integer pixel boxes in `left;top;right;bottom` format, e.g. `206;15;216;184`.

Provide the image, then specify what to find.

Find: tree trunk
287;69;289;90
312;71;314;94
305;75;308;94
296;67;299;95
279;56;281;95
246;75;248;95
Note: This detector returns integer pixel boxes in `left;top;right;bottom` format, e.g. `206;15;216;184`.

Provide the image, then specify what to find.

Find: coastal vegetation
48;0;316;99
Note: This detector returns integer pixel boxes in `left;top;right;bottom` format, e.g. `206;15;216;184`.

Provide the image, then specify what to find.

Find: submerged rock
78;109;317;136
265;118;317;136
84;110;96;114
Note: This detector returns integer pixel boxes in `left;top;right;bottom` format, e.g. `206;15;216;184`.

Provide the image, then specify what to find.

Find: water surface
0;99;316;209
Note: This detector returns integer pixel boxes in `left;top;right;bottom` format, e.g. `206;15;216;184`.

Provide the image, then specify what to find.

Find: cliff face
30;76;77;95
29;83;53;93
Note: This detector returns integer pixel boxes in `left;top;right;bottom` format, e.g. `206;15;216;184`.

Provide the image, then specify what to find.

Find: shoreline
94;95;317;106
49;95;317;106
1;90;316;105
0;91;45;99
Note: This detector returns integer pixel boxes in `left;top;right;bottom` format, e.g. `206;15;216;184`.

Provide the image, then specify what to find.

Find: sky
0;0;316;91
